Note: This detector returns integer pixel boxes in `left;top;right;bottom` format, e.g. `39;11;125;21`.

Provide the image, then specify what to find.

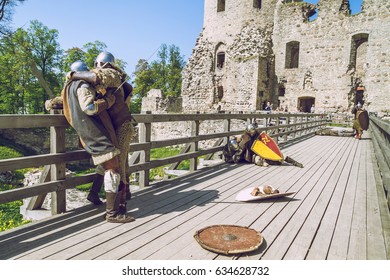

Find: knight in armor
63;60;134;223
223;122;304;168
351;102;364;139
67;52;134;216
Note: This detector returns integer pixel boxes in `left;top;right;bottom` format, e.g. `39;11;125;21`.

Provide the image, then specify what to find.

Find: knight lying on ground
223;122;304;168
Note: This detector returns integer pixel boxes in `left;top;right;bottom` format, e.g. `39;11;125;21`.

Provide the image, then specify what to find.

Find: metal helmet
246;123;257;136
70;61;89;72
94;51;115;68
228;138;238;151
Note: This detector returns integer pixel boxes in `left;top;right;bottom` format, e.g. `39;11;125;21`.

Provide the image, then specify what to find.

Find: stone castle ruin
180;0;390;115
140;0;389;143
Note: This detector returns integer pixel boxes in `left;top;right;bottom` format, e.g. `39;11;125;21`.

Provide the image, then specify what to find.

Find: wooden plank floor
0;134;389;260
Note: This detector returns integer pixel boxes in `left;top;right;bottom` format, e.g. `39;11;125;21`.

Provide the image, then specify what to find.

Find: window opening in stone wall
217;52;225;69
266;62;270;78
217;0;225;12
217;86;224;101
285;41;300;69
278;86;285;97
349;33;369;74
253;0;262;9
339;0;351;16
298;97;315;113
308;8;318;22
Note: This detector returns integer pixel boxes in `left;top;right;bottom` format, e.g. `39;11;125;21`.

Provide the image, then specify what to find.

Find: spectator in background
265;101;272;113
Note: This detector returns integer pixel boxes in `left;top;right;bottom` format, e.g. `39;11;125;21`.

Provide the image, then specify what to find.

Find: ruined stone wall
182;0;277;113
181;0;390;116
141;89;182;113
273;0;390;114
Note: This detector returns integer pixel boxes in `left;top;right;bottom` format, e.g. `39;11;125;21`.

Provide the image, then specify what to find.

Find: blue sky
12;0;205;76
11;0;362;76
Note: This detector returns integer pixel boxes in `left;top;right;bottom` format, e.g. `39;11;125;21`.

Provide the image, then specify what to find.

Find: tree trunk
30;60;55;98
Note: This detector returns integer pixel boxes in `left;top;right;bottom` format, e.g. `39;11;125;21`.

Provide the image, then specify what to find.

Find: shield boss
194;225;263;255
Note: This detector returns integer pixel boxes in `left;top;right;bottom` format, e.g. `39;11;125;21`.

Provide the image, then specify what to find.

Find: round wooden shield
194;225;263;255
357;110;369;131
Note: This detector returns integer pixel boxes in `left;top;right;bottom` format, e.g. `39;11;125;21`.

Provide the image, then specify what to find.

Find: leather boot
105;192;135;223
285;156;304;168
87;174;104;205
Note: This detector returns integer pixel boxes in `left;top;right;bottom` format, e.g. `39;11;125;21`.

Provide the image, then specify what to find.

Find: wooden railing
369;115;390;208
0;111;327;214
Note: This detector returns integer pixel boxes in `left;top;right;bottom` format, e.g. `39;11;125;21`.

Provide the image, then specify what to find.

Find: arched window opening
349;33;369;74
285;41;300;69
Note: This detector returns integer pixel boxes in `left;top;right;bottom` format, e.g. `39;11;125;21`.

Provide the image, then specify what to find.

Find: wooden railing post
275;116;280;144
190;112;200;172
223;116;231;146
50;109;66;215
284;116;289;142
139;112;152;188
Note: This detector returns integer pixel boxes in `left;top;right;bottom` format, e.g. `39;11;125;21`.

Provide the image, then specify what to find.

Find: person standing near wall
351;102;364;139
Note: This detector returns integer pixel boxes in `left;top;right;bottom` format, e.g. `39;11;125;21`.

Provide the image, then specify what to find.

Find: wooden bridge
0;112;389;260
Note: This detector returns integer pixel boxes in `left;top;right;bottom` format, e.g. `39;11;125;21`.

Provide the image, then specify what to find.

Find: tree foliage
0;21;127;114
0;14;183;115
0;20;62;113
132;44;185;113
61;41;127;73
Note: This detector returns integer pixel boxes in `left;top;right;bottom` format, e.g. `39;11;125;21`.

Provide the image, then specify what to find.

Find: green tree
83;40;107;69
61;41;127;80
132;44;185;113
0;20;62;113
61;47;85;73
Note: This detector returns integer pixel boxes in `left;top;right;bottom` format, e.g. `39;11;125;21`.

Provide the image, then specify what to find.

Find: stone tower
182;0;390;115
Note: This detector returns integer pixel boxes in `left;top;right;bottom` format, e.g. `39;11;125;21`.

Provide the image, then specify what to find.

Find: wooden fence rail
0;112;327;215
369;115;390;208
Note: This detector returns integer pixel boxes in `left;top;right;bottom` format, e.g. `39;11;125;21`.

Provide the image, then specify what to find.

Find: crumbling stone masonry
181;0;390;116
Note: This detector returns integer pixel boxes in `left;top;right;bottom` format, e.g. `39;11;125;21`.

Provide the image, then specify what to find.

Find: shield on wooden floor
194;225;263;255
251;132;284;161
235;187;296;202
357;110;369;131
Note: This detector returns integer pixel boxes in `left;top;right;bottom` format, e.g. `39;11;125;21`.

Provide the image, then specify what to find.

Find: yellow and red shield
251;132;284;161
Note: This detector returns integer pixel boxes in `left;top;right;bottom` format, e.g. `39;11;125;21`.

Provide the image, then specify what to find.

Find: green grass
149;147;182;180
0;146;32;232
148;146;204;180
